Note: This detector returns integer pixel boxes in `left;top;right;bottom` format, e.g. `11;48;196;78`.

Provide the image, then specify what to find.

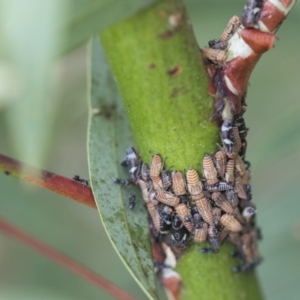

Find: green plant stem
101;0;263;299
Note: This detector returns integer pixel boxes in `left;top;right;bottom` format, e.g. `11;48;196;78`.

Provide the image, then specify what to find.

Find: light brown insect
175;204;194;232
172;171;186;196
220;214;242;232
194;223;208;243
211;192;234;214
146;201;161;232
241;233;253;263
219;228;230;243
186;169;204;199
233;207;245;224
219;15;240;42
149;191;159;206
152;176;164;191
228;232;241;246
225;159;235;184
195;197;214;225
208;224;217;238
202;154;219;185
249;230;261;262
201;48;227;65
232;127;242;154
234;155;246;176
149;154;163;179
161;170;172;190
212;207;222;225
155;190;180;207
235;176;247;199
242;169;251;185
214;149;227;178
225;190;239;208
137;179;150;203
207;225;219;248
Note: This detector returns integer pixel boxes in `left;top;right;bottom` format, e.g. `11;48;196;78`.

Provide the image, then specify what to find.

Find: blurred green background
0;0;299;299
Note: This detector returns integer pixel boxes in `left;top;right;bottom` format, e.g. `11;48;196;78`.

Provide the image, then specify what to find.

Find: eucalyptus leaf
62;0;158;53
87;36;158;300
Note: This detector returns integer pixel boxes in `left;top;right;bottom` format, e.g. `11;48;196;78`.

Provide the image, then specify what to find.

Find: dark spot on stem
148;63;156;69
157;26;182;39
158;30;174;39
168;66;182;76
4;170;10;175
169;85;187;98
99;104;116;119
41;170;55;180
170;88;178;98
159;10;167;18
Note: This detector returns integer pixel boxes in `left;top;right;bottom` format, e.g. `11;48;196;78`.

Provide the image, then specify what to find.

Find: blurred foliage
0;0;157;167
0;0;299;299
62;0;157;53
0;0;66;166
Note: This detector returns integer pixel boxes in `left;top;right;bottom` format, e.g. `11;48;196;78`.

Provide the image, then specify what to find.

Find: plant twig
0;153;96;208
0;216;136;300
99;0;275;299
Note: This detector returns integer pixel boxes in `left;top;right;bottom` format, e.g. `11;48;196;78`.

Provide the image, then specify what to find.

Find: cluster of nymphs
116;124;261;272
114;1;266;273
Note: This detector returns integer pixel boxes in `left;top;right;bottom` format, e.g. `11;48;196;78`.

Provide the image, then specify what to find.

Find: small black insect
171;213;189;249
233;257;262;273
208;39;228;50
128;194;137;210
73;175;89;185
226;189;239;208
234;115;248;141
221;120;235;155
140;163;150;181
244;160;251;169
239;140;247;160
161;169;172;190
126;147;141;182
208;224;220;250
206;181;232;192
245;184;252;201
154;262;169;274
201;225;220;254
241;0;263;28
115;147;141;186
231;249;244;259
241;90;248;113
200;248;219;254
112;178;131;186
233;262;254;273
124;147;141;183
256;227;263;241
192;211;203;229
159;205;173;235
